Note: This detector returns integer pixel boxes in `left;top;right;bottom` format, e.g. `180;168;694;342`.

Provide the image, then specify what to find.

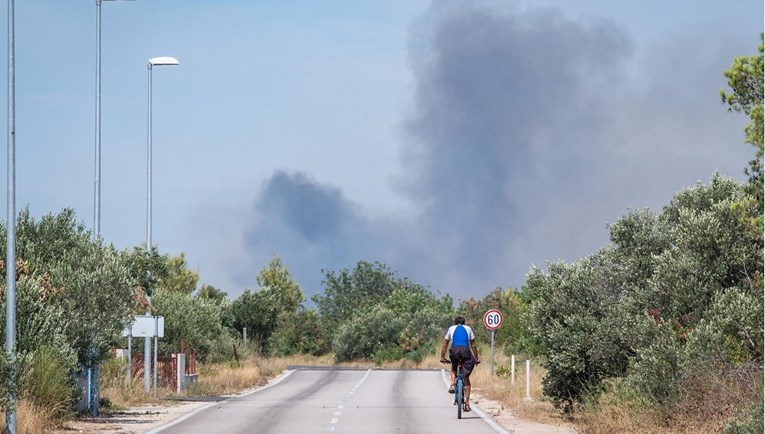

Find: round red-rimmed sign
483;309;503;331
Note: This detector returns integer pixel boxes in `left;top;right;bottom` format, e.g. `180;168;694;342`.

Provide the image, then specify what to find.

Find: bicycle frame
454;363;465;419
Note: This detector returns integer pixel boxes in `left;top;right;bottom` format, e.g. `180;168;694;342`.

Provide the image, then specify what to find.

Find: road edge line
440;368;509;434
147;369;296;434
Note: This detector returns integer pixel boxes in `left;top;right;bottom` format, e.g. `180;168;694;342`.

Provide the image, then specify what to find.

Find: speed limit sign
483;309;503;331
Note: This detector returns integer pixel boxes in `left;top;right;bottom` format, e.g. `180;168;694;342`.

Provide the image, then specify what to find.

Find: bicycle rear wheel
456;378;463;419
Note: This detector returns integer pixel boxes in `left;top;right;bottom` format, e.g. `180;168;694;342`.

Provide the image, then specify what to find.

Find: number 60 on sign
483;309;503;331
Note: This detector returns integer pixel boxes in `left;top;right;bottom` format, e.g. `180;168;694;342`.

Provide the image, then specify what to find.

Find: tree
151;288;229;360
230;289;274;351
313;260;452;363
231;257;305;352
255;256;303;314
525;250;634;411
269;308;328;356
121;245;170;306
7;209;135;368
197;284;228;303
312;261;398;324
721;34;764;202
457;287;537;354
525;174;763;411
158;253;199;295
0;209;135;415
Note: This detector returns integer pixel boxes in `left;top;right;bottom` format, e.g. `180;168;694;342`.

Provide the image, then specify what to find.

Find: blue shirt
445;324;474;347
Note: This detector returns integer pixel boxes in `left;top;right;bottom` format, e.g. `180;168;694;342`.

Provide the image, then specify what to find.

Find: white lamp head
148;56;180;68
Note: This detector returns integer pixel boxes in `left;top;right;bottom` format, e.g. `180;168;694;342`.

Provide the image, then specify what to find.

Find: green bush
525;252;633;412
333;306;404;362
405;349;424;364
23;345;75;421
269;309;328;357
494;363;510;379
371;344;404;365
724;398;764;434
152;289;230;361
10;209;134;368
625;322;681;405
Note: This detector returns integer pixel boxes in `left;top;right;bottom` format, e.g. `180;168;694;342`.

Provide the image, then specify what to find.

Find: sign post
122;315;164;393
482;309;503;375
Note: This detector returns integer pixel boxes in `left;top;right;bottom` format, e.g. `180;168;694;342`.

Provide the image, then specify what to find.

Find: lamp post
6;0;16;431
94;0;133;239
92;0;133;417
145;56;179;394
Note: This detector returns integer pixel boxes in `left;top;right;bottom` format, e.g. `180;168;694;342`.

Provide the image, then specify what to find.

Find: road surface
150;367;507;434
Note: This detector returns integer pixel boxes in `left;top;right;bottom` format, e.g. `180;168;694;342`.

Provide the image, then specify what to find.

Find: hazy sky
1;0;762;301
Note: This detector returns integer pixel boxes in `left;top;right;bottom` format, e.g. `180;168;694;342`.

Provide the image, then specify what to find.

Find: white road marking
325;369;372;432
147;369;297;434
440;369;509;434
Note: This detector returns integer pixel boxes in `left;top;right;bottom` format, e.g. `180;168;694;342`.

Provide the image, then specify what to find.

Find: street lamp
6;0;16;431
92;0;133;417
146;56;179;252
94;0;134;239
145;55;179;394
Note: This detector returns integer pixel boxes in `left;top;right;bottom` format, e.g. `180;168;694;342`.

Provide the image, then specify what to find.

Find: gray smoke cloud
237;1;753;300
239;171;407;295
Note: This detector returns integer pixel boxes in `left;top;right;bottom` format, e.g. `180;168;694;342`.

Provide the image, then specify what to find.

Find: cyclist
440;316;480;412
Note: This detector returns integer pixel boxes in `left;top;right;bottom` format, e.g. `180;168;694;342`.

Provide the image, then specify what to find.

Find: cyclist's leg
461;355;475;411
448;347;458;392
463;373;472;410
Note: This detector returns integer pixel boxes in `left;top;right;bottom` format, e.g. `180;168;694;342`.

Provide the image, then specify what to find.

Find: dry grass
454;353;575;427
573;361;764;434
0;400;63;434
181;353;339;397
417;352;574;427
100;367;165;409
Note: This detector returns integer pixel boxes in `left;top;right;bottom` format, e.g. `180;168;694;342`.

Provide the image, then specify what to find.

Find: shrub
333;306;404;362
625;322;681;405
23;345;75;421
525;252;633;411
725;398;764;434
151;289;230;361
371;344;404;365
269;309;328;357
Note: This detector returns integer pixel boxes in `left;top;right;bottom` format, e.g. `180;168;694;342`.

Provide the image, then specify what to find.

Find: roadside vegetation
0;35;761;434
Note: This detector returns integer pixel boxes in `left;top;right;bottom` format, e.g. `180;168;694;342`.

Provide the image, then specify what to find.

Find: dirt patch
52;401;211;434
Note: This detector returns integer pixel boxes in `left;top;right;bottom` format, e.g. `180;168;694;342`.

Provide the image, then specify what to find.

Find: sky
0;0;762;302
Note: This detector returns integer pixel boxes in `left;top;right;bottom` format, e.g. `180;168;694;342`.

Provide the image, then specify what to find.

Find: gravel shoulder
472;392;578;434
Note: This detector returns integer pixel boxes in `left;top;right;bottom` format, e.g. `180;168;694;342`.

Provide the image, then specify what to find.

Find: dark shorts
449;346;475;376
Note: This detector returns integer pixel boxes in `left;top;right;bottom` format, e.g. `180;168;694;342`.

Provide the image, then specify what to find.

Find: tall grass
99;355;164;409
24;345;74;421
436;352;571;426
180;353;336;397
572;361;764;434
456;351;764;434
0;345;76;432
0;400;61;434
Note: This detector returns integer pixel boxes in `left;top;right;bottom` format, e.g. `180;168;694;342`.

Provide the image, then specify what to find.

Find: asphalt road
150;367;508;434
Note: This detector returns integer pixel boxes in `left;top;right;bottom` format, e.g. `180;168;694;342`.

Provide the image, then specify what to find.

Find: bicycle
441;359;468;419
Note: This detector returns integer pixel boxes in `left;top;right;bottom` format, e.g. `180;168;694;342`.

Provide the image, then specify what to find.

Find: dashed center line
326;369;371;432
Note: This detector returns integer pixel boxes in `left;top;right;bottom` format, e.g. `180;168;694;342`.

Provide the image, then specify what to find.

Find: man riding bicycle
440;316;481;412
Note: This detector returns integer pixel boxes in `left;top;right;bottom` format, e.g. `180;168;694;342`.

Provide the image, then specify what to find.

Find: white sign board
123;315;164;337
